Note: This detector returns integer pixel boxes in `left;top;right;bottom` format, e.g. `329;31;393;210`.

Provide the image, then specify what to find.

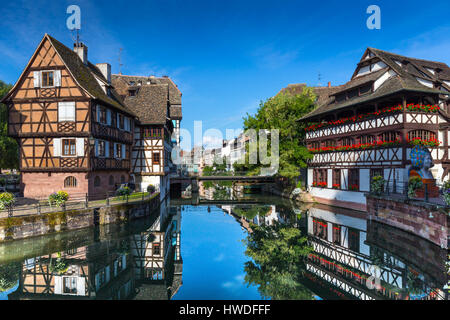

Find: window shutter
107;109;111;126
114;261;118;276
113;143;117;158
58;102;75;122
105;141;110;158
121;144;125;159
122;255;126;269
97;106;100;122
53;138;61;156
95;273;100;290
105;266;110;283
95;140;99;157
54;276;62;294
77;277;85;296
54;70;61;87
33;71;40;87
76;138;84;157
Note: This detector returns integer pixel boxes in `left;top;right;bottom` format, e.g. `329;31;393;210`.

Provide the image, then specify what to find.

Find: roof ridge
370;47;449;67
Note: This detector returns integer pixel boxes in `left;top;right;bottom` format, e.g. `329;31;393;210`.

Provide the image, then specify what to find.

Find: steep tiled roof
112;74;182;124
299;48;449;121
278;83;344;109
46;35;134;116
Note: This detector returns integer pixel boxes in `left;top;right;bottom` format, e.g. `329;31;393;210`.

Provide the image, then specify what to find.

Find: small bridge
170;197;272;207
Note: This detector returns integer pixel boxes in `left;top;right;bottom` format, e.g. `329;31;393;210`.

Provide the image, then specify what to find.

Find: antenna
118;48;123;75
318;72;322;86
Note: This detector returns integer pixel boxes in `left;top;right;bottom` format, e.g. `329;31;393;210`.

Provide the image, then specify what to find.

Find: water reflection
0;190;447;300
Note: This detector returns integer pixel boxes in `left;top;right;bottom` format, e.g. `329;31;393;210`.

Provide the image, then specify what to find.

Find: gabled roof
112;74;182;124
299;48;450;121
2;34;134;117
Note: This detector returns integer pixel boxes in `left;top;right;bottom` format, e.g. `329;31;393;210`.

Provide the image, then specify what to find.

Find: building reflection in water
3;199;182;300
223;201;448;300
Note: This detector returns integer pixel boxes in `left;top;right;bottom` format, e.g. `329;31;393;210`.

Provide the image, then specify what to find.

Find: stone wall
0;193;160;242
366;195;449;249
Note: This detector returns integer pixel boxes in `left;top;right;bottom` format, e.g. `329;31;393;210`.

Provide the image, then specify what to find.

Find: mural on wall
410;145;434;180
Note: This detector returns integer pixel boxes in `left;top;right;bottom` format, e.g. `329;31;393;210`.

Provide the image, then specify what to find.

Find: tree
0;80;19;170
240;89;316;180
242;221;313;299
0;262;20;292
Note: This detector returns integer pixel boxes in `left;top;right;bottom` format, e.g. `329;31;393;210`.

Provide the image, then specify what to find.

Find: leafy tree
0;80;19;170
243;221;313;299
240;89;316;180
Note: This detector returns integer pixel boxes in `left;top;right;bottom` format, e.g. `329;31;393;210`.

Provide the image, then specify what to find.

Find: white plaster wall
309;188;366;205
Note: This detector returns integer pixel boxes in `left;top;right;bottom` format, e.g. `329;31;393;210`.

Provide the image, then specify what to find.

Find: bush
408;176;423;198
48;191;69;207
0;192;15;210
371;175;385;196
116;186;131;197
147;184;156;194
0;178;5;186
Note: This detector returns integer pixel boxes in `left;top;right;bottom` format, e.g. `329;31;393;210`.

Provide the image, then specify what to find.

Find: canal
0;193;447;300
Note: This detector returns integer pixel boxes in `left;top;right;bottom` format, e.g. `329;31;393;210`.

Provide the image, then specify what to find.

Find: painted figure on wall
409;146;434;180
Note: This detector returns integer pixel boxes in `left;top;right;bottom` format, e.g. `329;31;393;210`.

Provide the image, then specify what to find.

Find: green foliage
0;192;15;210
202;164;232;189
370;175;385;196
243;221;313;299
233;205;271;220
241;90;316;179
442;180;450;207
147;184;156;194
116;186;131;197
408;176;423;198
0;80;19;170
48;191;69;207
0;262;20;292
49;252;68;275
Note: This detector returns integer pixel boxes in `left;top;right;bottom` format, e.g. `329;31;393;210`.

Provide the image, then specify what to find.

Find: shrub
0;192;15;210
48;191;69;207
408;176;423;198
116;186;131;197
147;184;156;194
0;178;5;186
371;175;385;195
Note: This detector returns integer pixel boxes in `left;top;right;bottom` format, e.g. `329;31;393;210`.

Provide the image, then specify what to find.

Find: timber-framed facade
2;34;136;198
299;48;450;210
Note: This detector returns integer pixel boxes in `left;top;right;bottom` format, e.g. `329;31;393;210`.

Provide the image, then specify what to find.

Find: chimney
328;82;331;88
74;42;88;64
96;63;111;84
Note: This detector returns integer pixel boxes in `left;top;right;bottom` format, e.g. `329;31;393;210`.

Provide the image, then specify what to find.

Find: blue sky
1;0;450;150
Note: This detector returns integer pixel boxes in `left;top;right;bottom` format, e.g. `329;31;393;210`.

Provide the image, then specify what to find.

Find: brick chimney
328;81;331;88
96;63;111;84
74;42;88;65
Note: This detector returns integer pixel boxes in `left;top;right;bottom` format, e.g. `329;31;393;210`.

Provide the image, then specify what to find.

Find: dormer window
128;90;136;96
42;71;54;87
129;81;135;86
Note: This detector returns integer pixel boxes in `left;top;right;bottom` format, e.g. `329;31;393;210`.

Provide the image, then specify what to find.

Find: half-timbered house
300;48;450;210
112;74;182;199
1;34;136;199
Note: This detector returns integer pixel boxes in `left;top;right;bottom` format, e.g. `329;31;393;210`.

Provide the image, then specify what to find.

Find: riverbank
0;193;160;242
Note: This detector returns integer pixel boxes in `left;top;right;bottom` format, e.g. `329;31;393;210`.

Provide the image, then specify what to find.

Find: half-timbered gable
299;48;450;210
2;34;136;198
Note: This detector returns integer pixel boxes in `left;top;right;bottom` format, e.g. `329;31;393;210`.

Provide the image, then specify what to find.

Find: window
94;176;101;187
332;169;341;188
41;71;54;87
63;277;77;294
407;130;436;141
109;175;114;186
348;169;359;191
313;169;327;187
153;243;161;256
332;224;341;245
348;228;360;252
118;114;124;130
379;131;400;142
58;102;76;122
121;175;125;183
98;106;107;124
142;128;162;138
115;143;122;158
324;140;336;148
128;90;136;96
62;139;76;156
313;218;328;240
360;135;375;145
98;268;106;288
98;141;105;157
153;152;160;165
341;137;355;147
64;176;77;188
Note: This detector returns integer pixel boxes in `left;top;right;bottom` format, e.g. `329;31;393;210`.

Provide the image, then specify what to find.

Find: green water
0;194;447;300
